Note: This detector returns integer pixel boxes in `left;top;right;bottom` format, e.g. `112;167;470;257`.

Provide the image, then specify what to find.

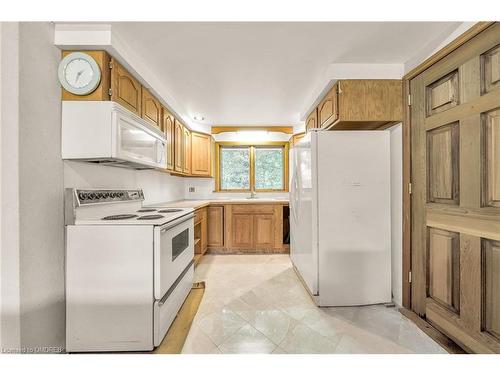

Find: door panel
426;71;459;116
483;108;500;207
411;23;500;353
428;228;460;313
427;123;460;204
483;239;500;341
482;45;500;94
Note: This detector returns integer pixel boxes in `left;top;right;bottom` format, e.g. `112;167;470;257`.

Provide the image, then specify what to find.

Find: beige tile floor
182;254;447;354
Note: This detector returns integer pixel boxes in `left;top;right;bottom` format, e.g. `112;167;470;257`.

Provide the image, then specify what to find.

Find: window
216;142;289;192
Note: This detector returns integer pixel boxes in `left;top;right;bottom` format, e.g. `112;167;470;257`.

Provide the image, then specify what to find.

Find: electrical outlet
188;187;195;193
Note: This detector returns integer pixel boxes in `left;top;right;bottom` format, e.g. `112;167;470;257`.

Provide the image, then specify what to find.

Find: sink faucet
249;189;257;199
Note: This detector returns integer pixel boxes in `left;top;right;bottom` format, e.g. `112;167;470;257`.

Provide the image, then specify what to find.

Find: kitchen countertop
147;198;289;210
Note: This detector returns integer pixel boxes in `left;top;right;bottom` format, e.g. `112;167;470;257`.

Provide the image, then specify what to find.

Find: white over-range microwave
62;101;167;169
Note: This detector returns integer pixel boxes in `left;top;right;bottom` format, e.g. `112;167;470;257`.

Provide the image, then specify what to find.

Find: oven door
154;213;194;300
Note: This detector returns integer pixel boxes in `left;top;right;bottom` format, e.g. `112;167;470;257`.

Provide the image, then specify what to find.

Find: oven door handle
159;213;194;233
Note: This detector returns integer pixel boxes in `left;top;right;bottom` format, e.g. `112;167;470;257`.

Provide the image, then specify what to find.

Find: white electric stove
65;188;194;352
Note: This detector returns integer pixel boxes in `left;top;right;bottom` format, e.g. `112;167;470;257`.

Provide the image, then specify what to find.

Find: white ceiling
111;22;461;126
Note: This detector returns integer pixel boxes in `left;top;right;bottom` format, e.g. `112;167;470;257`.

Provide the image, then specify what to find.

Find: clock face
64;58;94;89
58;52;101;95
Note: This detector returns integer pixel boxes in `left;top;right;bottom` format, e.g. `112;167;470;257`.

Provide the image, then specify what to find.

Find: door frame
401;22;495;309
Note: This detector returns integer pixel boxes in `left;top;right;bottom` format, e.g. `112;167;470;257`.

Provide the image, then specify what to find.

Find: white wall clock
58;52;101;95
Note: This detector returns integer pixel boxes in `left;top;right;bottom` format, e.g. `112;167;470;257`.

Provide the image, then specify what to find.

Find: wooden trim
402;80;411;309
215;141;289;193
399;308;466;353
403;22;495;80
211;126;293;134
401;22;496;311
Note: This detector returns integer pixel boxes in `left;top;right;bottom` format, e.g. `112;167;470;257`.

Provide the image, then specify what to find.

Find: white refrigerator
290;130;391;306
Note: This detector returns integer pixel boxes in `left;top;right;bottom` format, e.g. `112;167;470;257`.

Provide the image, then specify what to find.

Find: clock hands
74;70;84;84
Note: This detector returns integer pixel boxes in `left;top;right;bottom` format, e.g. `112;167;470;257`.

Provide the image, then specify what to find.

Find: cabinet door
317;84;338;128
174;120;184;173
305;109;318;132
191;132;212;176
201;213;208;253
110;58;142;115
163;109;175;171
254;214;275;249
183;128;191;175
231;213;254;249
141;88;161;129
208;206;224;247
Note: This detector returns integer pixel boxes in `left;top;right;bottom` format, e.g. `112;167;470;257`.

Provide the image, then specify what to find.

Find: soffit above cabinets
55;22;463;128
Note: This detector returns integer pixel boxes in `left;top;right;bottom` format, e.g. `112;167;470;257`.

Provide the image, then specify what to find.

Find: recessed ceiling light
193;115;205;121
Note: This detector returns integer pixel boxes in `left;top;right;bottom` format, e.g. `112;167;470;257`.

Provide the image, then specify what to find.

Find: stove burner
137;208;157;213
102;214;138;220
137;214;165;220
157;209;183;213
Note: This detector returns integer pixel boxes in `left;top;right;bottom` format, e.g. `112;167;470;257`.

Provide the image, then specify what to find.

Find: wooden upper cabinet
311;80;402;130
183;127;191;175
318;84;338;129
110;58;142;116
141;88;161;129
191;132;212;176
174;119;184;173
163;108;175;171
305;108;319;132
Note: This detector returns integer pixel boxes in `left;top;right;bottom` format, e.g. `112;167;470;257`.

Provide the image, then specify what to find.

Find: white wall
1;22;22;352
389;124;403;306
1;22;66;352
64;161;185;205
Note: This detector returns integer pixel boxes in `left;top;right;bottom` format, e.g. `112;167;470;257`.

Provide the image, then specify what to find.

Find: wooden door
305;109;318;132
163;109;175;171
317;84;338;128
231;213;254;249
254;214;275;249
183;128;191;175
110;58;142;115
191;132;211;176
208;206;224;247
141;88;161;129
174;119;184;173
410;23;500;353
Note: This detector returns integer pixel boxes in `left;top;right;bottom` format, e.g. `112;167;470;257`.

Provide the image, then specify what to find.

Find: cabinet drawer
194;207;207;224
231;204;275;214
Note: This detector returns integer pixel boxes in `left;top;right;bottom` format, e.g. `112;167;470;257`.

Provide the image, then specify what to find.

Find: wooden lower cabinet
253;214;275;249
207;206;224;248
217;204;287;253
230;213;254;249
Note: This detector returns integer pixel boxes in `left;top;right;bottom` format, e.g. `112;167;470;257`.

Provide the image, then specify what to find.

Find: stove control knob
97;193;103;199
110;192;116;198
103;192;109;199
89;193;96;200
78;193;85;201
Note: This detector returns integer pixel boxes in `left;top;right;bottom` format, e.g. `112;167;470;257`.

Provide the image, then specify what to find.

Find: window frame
215;141;289;193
